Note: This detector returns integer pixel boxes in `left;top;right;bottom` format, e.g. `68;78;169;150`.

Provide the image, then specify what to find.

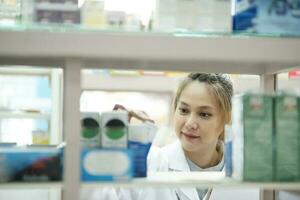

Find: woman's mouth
182;132;200;140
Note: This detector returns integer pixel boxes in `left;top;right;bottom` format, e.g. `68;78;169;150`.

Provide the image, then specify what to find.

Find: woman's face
174;81;224;154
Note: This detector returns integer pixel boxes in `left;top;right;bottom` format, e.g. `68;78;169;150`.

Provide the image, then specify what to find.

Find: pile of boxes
80;111;157;181
34;0;80;24
232;92;300;182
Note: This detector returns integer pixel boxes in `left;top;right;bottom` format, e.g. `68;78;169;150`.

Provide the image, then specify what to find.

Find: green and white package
81;112;101;147
101;111;128;148
275;94;300;181
233;93;273;181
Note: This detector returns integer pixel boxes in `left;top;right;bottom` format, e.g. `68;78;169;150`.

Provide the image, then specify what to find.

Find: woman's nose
185;115;198;130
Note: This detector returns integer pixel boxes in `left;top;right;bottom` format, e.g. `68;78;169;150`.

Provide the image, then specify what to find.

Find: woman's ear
218;130;225;141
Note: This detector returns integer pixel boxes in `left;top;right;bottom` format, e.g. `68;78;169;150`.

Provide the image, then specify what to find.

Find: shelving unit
1;172;300;190
0;28;300;200
0;111;50;120
0;67;62;145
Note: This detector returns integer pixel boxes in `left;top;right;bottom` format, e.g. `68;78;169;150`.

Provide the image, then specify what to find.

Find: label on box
81;148;133;181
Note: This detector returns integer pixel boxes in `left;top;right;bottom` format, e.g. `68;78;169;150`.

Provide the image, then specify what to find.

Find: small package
232;93;273;181
81;148;134;181
232;0;300;35
101;111;128;148
275;94;300;181
128;122;157;177
81;112;101;147
0;146;63;182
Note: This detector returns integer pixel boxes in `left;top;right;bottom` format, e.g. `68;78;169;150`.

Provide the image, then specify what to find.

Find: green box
242;94;274;181
275;94;300;181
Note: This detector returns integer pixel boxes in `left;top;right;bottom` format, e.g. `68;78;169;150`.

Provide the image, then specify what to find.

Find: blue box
0;147;63;182
81;148;134;181
232;0;300;35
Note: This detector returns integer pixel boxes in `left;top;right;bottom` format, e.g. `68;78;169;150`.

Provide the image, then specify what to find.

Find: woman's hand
113;104;155;124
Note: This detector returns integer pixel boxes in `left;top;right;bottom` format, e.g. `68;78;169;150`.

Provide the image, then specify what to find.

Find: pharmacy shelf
1;173;300;190
82;172;300;190
35;3;79;11
0;29;300;74
0;182;62;189
1;28;299;200
0;111;50;120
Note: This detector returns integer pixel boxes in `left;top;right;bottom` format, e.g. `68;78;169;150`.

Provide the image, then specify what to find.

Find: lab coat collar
163;140;200;200
164;139;190;172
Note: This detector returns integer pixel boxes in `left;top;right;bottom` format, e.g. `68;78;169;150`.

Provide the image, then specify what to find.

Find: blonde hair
173;73;233;140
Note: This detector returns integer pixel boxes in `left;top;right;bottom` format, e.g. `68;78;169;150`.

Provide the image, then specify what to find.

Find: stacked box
81;112;101;147
81;148;133;181
275;94;300;181
34;0;80;24
233;94;273;181
101;111;128;148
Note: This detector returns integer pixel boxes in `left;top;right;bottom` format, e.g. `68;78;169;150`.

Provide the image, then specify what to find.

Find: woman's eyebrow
199;106;214;110
179;101;189;106
179;101;214;110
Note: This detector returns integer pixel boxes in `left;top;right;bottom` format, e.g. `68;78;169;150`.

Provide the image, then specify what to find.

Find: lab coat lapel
165;140;200;200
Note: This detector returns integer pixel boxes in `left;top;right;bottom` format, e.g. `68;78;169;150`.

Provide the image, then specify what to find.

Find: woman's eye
199;112;212;119
178;108;189;114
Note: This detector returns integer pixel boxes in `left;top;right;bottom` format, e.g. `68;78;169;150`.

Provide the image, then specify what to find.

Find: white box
101;111;128;148
81;112;101;147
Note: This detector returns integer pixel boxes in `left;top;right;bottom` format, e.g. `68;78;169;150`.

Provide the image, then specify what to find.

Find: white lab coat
137;139;213;200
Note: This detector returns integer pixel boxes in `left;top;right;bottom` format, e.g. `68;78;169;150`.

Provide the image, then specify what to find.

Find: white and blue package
81;148;134;181
0;147;63;182
233;0;300;35
256;0;300;35
232;0;258;31
128;124;154;177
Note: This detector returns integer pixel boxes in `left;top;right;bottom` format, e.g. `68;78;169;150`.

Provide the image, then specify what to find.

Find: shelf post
63;59;82;200
260;74;277;92
260;74;277;200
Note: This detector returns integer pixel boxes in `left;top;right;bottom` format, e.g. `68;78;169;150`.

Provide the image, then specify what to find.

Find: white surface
0;30;300;74
277;191;300;200
0;111;49;119
0;189;50;200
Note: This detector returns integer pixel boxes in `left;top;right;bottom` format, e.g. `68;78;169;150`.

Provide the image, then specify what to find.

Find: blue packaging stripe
128;141;151;177
233;6;258;30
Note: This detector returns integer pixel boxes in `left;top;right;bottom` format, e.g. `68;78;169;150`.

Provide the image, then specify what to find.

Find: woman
81;73;233;200
117;73;233;200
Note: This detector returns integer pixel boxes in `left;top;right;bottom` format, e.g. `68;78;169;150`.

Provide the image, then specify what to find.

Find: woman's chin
180;139;199;152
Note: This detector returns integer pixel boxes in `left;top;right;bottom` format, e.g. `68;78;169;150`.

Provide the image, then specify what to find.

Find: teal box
236;94;274;181
275;94;300;181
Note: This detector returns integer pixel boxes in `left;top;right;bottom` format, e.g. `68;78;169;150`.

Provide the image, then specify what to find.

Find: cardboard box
232;0;300;35
81;112;101;147
101;111;128;148
275;94;300;181
233;94;273;181
0;147;63;182
81;148;133;181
